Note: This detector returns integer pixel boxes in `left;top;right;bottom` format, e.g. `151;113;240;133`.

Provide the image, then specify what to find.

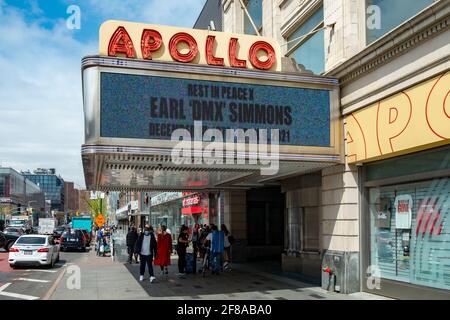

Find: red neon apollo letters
107;26;276;70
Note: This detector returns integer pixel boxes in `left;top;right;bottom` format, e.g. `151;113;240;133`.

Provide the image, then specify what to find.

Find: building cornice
325;1;450;85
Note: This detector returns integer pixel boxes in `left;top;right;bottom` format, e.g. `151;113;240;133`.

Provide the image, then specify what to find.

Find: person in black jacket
126;226;138;263
134;225;158;283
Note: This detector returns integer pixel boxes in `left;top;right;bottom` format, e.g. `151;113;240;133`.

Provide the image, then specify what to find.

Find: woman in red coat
154;225;172;275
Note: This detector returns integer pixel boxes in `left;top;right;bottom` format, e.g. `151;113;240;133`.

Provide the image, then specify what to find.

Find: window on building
243;0;262;35
366;147;450;291
365;0;435;44
286;6;324;74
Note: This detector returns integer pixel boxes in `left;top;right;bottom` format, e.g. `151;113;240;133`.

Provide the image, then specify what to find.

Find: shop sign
346;72;450;163
151;192;183;207
394;194;412;229
100;21;281;71
182;195;200;207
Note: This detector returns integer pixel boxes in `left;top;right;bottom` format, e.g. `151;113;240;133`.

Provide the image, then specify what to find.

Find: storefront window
366;0;435;44
368;148;450;291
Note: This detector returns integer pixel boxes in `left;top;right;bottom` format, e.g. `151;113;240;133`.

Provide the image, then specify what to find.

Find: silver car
9;235;60;268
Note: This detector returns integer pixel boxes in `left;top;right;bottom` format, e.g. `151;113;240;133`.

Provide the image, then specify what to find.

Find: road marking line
43;265;67;300
25;269;57;273
13;278;51;283
0;283;39;300
0;283;11;291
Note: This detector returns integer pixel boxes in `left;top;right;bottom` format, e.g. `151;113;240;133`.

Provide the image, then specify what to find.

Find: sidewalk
50;248;390;300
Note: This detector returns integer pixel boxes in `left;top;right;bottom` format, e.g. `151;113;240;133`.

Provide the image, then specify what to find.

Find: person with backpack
221;224;234;271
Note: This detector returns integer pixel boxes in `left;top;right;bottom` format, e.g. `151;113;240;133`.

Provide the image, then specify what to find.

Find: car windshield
16;237;46;245
5;228;20;233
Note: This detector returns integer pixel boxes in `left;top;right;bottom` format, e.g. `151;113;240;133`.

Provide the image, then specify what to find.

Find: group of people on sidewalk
125;223;234;283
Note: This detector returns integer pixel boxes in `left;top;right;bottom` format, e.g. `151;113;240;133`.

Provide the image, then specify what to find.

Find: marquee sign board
82;22;341;191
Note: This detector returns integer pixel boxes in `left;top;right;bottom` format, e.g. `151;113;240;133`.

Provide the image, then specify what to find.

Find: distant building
78;190;92;214
64;181;79;212
22;168;65;213
0;167;45;227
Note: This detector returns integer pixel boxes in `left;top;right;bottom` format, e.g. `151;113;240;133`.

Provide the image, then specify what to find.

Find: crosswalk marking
0;283;39;300
13;278;51;283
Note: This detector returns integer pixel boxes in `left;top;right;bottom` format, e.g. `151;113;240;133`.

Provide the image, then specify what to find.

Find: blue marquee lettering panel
100;72;330;147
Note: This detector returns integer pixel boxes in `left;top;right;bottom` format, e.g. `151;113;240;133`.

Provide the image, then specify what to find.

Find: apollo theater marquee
81;20;342;192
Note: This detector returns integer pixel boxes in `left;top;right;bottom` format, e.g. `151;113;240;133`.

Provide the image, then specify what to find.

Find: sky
0;0;205;189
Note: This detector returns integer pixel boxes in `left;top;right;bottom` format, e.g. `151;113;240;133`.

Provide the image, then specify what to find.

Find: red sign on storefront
182;195;200;207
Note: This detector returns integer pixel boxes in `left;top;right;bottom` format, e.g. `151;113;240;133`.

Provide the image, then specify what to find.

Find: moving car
60;229;87;252
8;235;60;268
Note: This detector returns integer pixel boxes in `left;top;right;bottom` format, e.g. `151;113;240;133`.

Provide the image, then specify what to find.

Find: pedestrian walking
206;224;224;275
134;225;158;283
221;224;234;271
126;226;138;263
176;225;189;277
154;225;172;275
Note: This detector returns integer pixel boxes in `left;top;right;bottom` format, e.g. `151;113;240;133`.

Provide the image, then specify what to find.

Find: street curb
42;266;66;300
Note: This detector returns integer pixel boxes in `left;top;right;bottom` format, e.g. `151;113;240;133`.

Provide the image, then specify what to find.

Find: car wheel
6;241;13;252
10;264;16;269
81;246;86;252
60;247;65;252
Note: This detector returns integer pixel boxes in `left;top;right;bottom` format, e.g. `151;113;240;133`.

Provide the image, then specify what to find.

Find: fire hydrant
323;266;336;292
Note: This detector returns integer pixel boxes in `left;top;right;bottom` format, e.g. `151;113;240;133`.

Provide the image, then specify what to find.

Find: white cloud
0;0;204;190
0;3;96;189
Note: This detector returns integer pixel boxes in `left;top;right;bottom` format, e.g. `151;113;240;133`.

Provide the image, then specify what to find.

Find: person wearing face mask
134;225;158;283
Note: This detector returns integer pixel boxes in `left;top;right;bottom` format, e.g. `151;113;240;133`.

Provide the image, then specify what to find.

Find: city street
0;0;449;304
0;248;88;300
0;245;386;301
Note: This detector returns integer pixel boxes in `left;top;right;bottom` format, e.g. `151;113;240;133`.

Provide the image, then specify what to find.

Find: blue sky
0;0;205;189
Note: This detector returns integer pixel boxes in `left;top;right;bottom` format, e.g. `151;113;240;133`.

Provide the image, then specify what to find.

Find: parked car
0;231;20;252
8;235;60;268
0;232;6;249
80;229;91;247
60;229;87;252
